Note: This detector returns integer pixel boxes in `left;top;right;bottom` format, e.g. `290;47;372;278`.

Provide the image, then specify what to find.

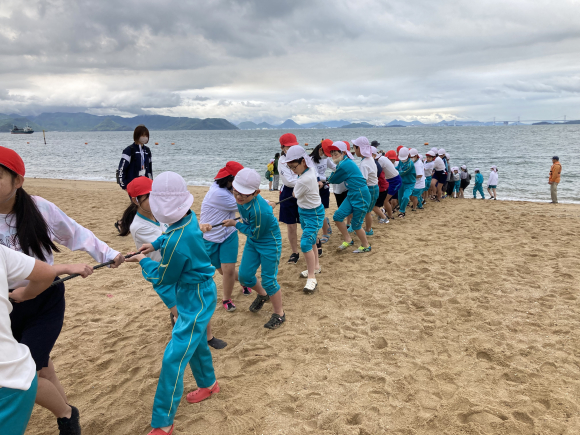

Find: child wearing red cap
0;146;124;434
200;161;251;315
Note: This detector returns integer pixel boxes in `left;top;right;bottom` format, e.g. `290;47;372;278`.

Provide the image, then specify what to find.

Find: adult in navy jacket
117;125;153;190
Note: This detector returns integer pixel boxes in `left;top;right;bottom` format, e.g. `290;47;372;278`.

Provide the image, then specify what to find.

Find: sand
23;179;580;435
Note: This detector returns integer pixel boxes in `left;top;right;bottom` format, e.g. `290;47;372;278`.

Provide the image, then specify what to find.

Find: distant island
0;112;238;132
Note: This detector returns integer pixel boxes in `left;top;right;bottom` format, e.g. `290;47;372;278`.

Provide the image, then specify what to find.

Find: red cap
342;141;351;151
0;146;25;176
127;176;153;198
279;133;299;147
321;139;334;157
215;161;244;179
386;150;399;161
396;145;403;154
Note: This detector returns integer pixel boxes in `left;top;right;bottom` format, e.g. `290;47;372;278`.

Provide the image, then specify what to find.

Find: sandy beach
23;178;580;435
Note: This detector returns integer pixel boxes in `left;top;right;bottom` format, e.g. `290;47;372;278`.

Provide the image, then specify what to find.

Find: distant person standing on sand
272;153;280;191
117;125;153;190
488;166;499;200
473;168;485;199
549;156;561;204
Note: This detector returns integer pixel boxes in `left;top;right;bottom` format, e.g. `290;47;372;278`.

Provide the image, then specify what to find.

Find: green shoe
353;245;371;254
338;240;355;251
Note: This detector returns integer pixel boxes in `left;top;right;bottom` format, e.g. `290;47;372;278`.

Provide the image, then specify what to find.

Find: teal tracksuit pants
238;236;282;296
334;187;371;231
473;183;485;198
398;183;415;213
367;185;379;213
423;176;432;195
298;204;325;253
151;279;217;428
0;374;37;435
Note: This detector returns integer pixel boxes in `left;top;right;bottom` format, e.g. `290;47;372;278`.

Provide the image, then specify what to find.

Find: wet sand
24;179;580;434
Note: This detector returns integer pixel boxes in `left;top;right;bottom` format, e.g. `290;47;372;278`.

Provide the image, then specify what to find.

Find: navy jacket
117;143;153;190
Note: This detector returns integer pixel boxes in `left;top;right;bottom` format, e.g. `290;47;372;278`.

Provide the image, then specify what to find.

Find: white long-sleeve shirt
359;157;378;186
377;156;399;180
200;183;238;243
0;196;119;288
130;213;168;262
278;155;299;188
294;167;322;209
488;171;499;186
433;156;446;171
0;245;36;390
414;159;426;189
314;158;336;182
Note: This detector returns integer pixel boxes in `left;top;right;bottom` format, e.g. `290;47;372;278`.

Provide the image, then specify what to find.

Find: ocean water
1;125;579;203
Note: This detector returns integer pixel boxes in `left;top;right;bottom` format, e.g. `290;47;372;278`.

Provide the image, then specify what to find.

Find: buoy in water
27;142;29;144
155;142;159;145
171;142;175;145
305;143;309;146
85;142;88;144
424;142;429;145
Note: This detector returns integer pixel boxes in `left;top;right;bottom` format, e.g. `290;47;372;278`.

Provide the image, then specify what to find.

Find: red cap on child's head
127;176;153;198
215;161;244;179
279;133;299;147
0;146;25;176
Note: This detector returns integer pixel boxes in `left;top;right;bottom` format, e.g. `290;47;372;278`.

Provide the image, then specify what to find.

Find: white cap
490;165;497;170
426;150;436;157
445;153;450;159
474;168;480;172
461;165;467;170
452;166;459;171
233;168;261;195
351;136;370;148
286;145;306;162
149;172;194;225
430;147;438;154
371;146;378;155
409;148;419;157
438;148;446;155
333;141;353;159
398;147;410;160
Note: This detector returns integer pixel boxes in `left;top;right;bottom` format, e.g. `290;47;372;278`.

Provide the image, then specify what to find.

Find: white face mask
139;136;149;145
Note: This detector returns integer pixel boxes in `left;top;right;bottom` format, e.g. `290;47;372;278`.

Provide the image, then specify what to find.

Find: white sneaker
303;278;318;293
300;268;321;278
378;218;389;224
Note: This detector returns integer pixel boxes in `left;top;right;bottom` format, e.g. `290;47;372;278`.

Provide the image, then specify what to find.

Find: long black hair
118;194;149;237
1;165;59;261
216;175;234;190
310;143;323;164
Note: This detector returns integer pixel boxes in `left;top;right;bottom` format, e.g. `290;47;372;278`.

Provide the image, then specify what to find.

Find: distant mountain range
237;119;351;130
0;112;238;132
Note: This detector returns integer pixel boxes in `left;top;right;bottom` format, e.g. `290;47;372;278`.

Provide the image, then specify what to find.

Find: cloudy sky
1;0;579;124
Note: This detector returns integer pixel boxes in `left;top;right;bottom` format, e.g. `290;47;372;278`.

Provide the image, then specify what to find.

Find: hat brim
232;179;256;195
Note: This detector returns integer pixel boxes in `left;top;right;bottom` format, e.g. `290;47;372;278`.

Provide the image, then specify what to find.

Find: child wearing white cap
459;165;470;198
128;171;219;435
488;166;499;200
409;148;425;211
432;150;447;201
223;168;286;328
285;146;324;293
473;168;485;199
423;151;436;202
396;147;416;218
352;137;379;236
452;167;461;198
325;141;372;253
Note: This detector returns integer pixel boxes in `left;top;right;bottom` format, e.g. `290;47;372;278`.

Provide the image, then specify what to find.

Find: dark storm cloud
1;0;580;121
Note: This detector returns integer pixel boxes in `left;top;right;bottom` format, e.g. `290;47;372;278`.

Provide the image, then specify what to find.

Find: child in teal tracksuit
473;168;485;199
325;141;372;253
223;168;285;329
129;171;219;435
396;147;416;217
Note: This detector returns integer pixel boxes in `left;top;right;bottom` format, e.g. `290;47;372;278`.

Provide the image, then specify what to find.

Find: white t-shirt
433;156;445;171
377;156;399;180
359;157;378;187
424;161;435;177
331;182;347;194
414;159;426;189
200;183;238;244
130;213;169;262
314;158;336;182
0;245;36;390
293;167;322;209
278;155;299;188
0;196;119;288
488;171;499;185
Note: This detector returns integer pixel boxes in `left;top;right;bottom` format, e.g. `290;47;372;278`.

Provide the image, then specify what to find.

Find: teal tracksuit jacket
473;173;485;198
397;159;416;213
327;156;371;230
236;195;282;296
140;211;217;428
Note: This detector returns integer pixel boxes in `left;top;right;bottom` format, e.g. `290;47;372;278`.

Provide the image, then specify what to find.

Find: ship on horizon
11;124;34;134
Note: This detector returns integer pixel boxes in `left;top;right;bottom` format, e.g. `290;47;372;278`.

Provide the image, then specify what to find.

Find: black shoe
249;294;270;312
170;312;175;327
264;312;286;329
287;253;299;264
207;336;228;349
57;405;81;435
317;239;323;258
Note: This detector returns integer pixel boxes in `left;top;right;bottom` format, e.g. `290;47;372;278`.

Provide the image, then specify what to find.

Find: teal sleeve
235;221;253;236
140;248;187;286
152;237;163;251
327;163;347;184
398;162;414;176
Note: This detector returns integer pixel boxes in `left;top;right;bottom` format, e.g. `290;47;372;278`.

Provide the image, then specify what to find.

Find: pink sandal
148;425;174;435
186;382;220;403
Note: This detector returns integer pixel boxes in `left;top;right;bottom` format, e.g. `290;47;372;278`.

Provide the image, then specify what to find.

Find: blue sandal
320;234;330;244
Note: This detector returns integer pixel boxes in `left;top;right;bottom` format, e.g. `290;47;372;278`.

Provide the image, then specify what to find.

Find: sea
1;125;579;204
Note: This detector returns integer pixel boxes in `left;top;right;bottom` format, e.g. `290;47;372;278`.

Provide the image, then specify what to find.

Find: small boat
11;124;34;134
